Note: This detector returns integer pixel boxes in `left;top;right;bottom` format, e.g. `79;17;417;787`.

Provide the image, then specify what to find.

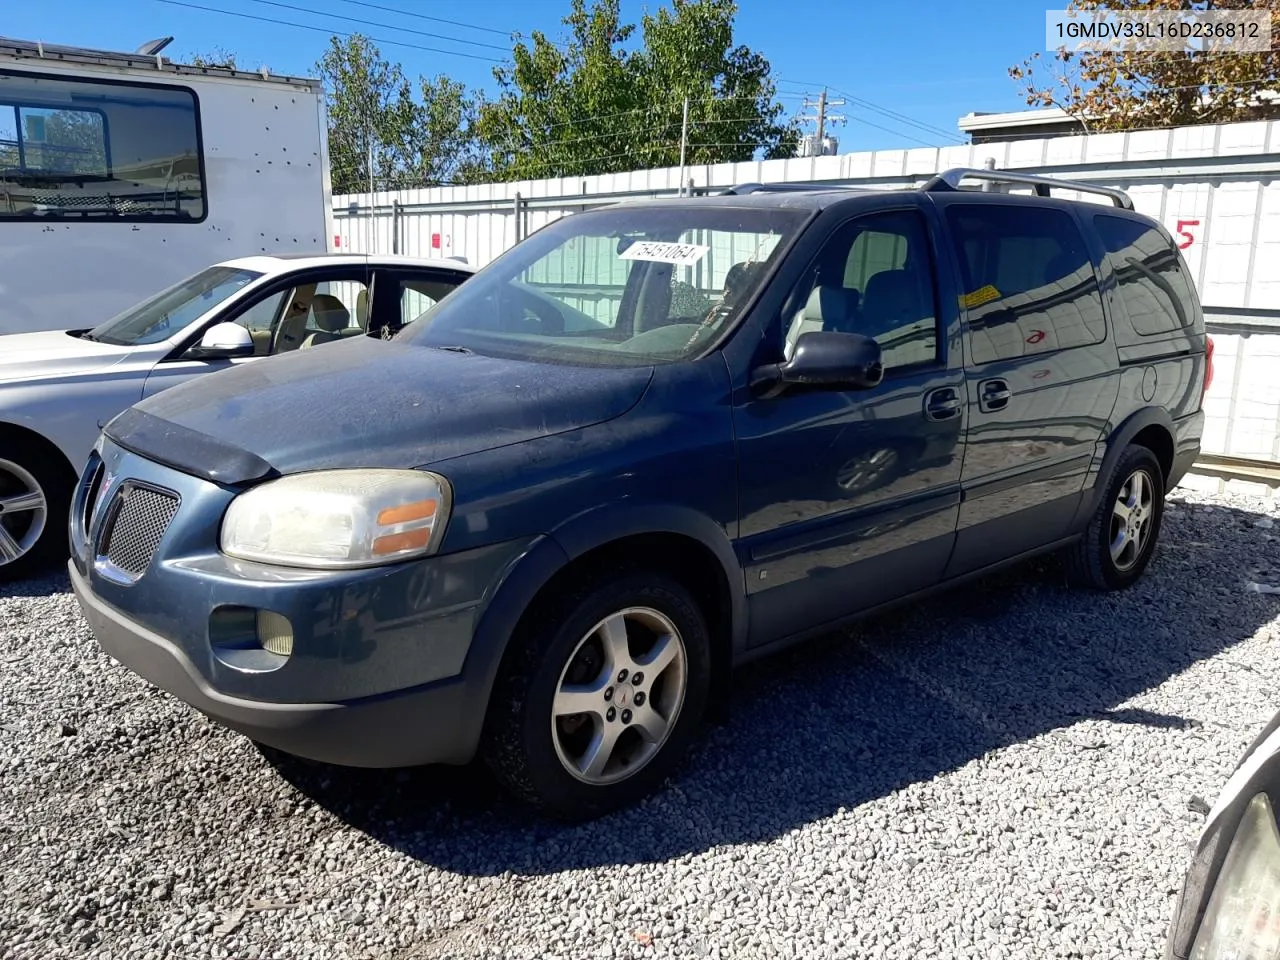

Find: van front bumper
71;561;483;767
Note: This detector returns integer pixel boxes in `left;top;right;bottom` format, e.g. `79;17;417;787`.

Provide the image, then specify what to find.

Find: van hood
0;330;132;384
109;337;653;483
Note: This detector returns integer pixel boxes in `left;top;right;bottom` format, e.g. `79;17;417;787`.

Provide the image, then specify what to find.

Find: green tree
43;111;107;174
317;35;484;194
636;0;796;166
477;0;795;181
186;47;239;69
1010;0;1280;132
415;75;489;186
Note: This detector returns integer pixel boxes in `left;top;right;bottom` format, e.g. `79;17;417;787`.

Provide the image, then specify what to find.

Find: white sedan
0;253;476;581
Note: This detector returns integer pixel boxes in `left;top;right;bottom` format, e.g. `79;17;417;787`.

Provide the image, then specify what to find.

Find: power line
830;87;966;144
843;114;942;149
154;0;506;63
781;77;968;149
796;88;845;143
330;0;512;36
512;95;808;134
242;0;510;51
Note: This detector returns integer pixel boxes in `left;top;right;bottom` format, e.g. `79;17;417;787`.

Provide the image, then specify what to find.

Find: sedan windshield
397;205;810;366
88;266;263;346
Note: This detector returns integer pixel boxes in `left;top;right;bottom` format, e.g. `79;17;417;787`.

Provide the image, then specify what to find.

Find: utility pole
677;96;689;197
798;87;846;157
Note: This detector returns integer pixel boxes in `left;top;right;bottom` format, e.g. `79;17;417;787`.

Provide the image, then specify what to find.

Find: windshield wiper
431;344;474;355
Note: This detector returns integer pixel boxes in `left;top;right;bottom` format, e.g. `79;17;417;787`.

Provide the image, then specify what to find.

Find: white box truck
0;37;332;334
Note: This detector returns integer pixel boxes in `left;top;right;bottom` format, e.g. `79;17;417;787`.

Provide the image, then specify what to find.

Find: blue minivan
71;170;1210;819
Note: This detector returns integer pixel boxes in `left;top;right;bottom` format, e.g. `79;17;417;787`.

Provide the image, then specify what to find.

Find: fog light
256;610;294;657
1191;792;1280;959
209;606;293;671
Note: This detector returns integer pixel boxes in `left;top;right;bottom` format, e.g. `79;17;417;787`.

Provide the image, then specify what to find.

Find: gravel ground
2;484;1279;960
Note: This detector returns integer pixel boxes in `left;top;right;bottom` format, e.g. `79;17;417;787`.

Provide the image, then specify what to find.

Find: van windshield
87;266;263;346
397;205;809;366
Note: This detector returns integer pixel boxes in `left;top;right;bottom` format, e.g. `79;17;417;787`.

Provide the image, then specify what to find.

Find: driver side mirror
751;331;884;399
187;322;254;360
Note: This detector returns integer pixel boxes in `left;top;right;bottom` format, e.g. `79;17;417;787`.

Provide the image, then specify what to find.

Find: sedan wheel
0;458;48;569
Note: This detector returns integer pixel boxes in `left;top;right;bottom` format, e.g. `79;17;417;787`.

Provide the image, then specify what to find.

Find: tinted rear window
946;204;1105;364
1094;214;1196;337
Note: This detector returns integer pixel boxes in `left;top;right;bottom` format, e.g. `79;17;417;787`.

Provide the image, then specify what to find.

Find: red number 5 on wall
1175;219;1200;250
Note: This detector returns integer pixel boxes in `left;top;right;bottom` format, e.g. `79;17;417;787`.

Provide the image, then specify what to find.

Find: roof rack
718;182;863;196
921;167;1133;210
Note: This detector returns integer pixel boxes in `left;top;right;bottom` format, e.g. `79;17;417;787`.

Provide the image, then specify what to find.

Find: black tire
481;572;712;820
1065;444;1165;591
0;448;73;584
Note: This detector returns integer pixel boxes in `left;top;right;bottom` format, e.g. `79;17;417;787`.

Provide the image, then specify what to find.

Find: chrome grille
80;456;105;536
100;485;180;577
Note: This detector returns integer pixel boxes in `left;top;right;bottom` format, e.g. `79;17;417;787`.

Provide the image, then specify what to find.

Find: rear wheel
482;572;711;820
1066;445;1164;590
0;453;71;584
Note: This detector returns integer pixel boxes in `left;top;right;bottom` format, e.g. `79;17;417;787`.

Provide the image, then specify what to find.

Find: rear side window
946;204;1106;364
1094;215;1196;337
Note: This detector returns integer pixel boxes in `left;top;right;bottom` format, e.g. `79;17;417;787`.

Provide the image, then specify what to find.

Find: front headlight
220;469;451;569
1190;792;1280;960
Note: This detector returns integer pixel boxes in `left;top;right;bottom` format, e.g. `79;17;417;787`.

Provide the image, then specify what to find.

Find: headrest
802;285;853;327
311;294;350;332
724;261;763;298
862;270;924;317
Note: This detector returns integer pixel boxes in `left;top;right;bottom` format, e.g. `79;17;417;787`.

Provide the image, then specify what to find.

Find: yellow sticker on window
960;284;1001;309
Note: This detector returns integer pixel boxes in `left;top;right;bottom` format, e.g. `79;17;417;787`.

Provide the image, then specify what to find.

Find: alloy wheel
550;606;688;785
0;459;47;567
1110;468;1154;572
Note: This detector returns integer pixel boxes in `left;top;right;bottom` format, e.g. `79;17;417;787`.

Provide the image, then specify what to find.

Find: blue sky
3;0;1049;151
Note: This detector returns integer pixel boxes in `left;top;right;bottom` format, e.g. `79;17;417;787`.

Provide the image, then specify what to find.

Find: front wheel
0;454;70;584
1065;444;1165;590
482;573;711;820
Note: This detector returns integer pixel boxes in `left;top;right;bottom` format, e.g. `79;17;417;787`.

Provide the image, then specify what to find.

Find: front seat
860;269;928;341
300;295;351;348
354;289;370;331
784;285;853;359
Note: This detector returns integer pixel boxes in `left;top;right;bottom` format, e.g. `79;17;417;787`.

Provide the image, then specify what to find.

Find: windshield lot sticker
961;284;1002;309
620;241;710;266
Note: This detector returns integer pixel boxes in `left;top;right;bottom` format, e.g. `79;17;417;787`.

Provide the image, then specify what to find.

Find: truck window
946;204;1105;364
1094;214;1195;337
0;69;204;222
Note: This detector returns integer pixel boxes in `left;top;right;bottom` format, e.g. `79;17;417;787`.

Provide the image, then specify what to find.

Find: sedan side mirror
188;322;254;360
751;331;884;398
